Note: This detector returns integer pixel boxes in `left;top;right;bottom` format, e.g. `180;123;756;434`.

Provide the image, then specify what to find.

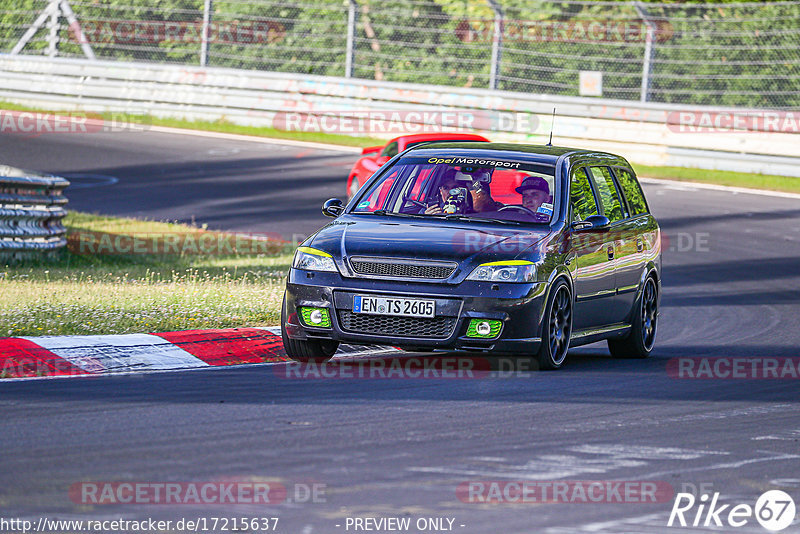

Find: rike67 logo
668;490;796;531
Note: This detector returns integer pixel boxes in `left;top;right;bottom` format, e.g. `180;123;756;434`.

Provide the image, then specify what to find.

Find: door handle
607;245;614;260
637;239;644;252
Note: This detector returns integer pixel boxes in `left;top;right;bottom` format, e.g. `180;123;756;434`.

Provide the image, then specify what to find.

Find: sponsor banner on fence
70;19;285;45
455;18;674;44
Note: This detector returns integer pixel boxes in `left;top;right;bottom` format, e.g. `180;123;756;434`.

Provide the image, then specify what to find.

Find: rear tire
281;294;339;363
536;280;573;370
608;276;658;359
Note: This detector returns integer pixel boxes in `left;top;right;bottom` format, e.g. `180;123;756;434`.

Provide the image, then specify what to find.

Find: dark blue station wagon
282;144;661;369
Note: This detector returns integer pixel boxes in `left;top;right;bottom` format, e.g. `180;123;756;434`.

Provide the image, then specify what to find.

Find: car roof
391;133;490;144
405;142;623;165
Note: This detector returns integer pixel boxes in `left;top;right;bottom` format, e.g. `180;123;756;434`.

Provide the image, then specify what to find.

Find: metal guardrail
0;165;69;261
0;55;799;177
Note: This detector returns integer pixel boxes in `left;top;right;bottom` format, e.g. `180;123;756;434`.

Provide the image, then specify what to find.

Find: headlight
293;246;338;272
466;260;536;283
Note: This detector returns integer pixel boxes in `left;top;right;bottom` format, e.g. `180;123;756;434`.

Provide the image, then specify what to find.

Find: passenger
424;171;460;215
468;180;504;213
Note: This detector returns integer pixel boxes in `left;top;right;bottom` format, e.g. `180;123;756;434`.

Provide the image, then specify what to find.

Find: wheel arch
536;264;575;337
637;261;660;303
546;264;575;301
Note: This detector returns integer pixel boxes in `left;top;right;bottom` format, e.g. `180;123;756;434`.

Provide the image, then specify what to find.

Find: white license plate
353;295;435;318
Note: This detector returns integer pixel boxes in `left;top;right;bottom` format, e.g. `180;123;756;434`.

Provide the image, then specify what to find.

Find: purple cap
515;176;550;195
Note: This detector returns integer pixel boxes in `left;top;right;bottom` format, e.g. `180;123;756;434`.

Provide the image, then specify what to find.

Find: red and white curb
0;327;399;380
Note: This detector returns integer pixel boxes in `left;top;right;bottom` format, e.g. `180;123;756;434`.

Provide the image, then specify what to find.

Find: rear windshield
350;155;557;224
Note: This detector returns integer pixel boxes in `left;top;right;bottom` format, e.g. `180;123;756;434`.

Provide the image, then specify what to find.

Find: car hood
309;215;552;266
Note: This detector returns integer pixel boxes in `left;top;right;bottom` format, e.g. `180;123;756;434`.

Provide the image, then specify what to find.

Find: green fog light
299;307;331;328
466;319;502;338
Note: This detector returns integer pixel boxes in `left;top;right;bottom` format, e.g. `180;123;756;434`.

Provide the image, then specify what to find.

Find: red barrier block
153;328;288;366
0;338;90;378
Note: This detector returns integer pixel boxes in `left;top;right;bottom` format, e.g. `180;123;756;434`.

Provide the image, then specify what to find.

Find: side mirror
571;214;610;231
322;198;345;218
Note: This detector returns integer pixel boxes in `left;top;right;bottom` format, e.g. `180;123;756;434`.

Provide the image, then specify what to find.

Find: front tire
608;276;658;359
281;295;339;363
536;280;573;370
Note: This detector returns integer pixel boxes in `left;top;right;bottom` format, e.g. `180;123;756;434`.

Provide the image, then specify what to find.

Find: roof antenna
547;107;556;146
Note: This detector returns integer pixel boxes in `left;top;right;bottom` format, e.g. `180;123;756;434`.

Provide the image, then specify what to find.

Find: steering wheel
498;205;537;217
405;198;427;209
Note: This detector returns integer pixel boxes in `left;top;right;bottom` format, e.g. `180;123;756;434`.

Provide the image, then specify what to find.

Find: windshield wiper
365;210;427;219
443;214;523;225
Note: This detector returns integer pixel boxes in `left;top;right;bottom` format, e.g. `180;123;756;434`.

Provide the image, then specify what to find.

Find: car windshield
350;154;557;224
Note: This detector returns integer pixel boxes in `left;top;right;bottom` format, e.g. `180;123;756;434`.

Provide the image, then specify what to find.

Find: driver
516;176;553;216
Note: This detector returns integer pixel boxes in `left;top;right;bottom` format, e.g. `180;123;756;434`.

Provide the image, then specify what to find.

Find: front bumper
283;268;548;354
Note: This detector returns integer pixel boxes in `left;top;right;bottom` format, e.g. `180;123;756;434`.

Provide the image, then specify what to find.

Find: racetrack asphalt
1;128;799;533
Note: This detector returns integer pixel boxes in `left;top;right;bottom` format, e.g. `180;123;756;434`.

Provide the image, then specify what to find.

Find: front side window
380;142;399;158
614;167;649;216
587;166;625;223
351;154;557;224
569;168;599;222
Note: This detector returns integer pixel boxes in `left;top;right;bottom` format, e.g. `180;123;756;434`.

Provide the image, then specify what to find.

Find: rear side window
614;167;649;215
569;168;599;221
587;167;624;223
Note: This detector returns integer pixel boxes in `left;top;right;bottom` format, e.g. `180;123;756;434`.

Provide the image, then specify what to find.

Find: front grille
338;310;457;339
350;258;456;279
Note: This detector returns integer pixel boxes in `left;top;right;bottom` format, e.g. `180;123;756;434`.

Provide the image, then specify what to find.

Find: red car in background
346;133;490;198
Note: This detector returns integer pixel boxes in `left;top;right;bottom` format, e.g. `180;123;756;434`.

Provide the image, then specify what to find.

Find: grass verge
0;212;293;337
634;164;800;194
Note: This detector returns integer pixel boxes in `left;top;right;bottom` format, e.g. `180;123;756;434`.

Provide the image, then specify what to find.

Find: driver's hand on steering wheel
425;204;443;215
